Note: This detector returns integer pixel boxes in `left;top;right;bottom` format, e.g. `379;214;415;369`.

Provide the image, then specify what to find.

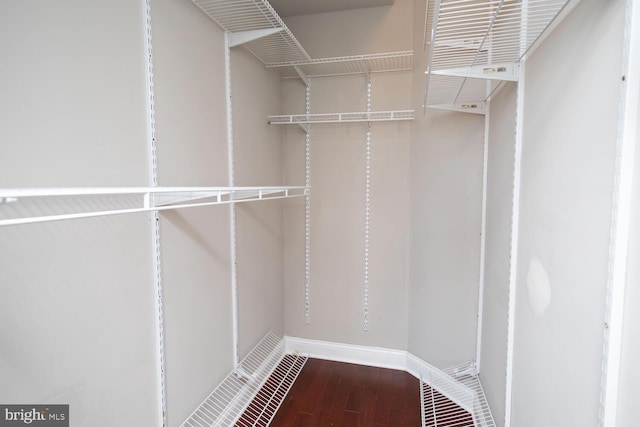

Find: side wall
0;1;159;426
407;0;485;368
510;0;625;425
0;1;285;427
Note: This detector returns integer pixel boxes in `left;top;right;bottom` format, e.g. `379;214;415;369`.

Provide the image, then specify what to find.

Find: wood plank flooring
268;358;421;427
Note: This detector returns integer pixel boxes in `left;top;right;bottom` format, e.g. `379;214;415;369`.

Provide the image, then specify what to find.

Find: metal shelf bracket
229;28;284;48
431;63;519;82
426;102;487;115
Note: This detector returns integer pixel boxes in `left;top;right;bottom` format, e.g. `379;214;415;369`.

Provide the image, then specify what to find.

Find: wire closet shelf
424;0;574;113
268;110;415;125
191;0;414;78
181;332;308;427
0;186;307;227
420;362;496;427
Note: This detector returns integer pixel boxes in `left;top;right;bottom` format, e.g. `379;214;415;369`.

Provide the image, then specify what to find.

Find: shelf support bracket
229;28;283;48
426;102;486;115
294;65;310;87
430;63;519;82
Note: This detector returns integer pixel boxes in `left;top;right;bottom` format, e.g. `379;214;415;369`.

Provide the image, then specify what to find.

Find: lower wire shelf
181;332;308;427
420;361;496;427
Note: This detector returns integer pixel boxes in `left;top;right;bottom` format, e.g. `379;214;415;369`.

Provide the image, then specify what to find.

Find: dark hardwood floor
268;358;421;427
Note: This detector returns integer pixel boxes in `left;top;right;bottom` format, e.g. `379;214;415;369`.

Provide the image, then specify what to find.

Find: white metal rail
424;0;575;112
0;186;307;227
268;110;414;125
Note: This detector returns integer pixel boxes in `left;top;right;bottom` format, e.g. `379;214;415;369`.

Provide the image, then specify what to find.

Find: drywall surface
0;1;159;426
510;0;624;425
283;0;412;58
231;47;286;358
282;0;413;350
150;0;236;425
407;108;484;368
617;60;640;427
479;83;517;427
283;73;412;350
0;1;149;188
406;0;484;369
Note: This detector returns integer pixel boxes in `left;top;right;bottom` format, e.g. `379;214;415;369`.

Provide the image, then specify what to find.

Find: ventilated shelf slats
267;51;414;78
424;0;575;113
182;332;308;427
0;186;308;227
191;0;311;64
268;110;414;125
420;361;496;427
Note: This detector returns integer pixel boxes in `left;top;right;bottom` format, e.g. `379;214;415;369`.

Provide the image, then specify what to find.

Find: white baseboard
284;336;408;372
284;335;449;380
284;336;476;414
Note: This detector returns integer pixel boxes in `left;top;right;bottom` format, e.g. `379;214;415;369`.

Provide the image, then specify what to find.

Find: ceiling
268;0;395;17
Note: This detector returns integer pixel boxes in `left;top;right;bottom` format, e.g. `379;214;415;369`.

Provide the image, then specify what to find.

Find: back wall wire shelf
268;110;415;125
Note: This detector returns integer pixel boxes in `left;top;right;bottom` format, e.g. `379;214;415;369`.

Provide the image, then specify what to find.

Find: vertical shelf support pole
143;0;167;425
304;79;311;325
504;43;526;427
600;0;640;425
476;90;490;370
363;73;372;331
225;31;240;368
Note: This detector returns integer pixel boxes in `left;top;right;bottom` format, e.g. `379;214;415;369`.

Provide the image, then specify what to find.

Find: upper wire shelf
267;51;414;78
0;186;308;227
424;0;575;113
191;0;311;64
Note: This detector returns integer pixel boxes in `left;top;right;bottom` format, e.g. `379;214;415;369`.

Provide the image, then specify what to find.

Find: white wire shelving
181;332;308;427
424;0;576;114
266;51;414;78
420;361;496;427
191;1;413;79
0;186;307;227
191;0;310;64
268;110;414;126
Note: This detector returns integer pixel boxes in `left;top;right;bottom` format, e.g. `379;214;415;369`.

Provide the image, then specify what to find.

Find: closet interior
1;0;639;426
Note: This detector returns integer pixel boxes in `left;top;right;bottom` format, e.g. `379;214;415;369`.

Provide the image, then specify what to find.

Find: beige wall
617;64;640;426
0;1;159;426
510;0;625;425
282;0;414;349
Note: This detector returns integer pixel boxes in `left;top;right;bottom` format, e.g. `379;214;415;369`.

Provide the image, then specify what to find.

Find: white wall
407;108;484;367
509;0;625;425
282;0;414;350
616;30;640;426
406;0;484;368
0;1;159;426
479;82;517;427
231;47;286;358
